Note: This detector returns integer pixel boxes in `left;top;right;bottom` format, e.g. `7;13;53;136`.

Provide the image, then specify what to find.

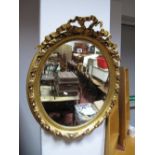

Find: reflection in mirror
40;40;109;126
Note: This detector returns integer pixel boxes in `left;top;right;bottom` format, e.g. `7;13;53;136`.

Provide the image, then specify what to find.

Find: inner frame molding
26;16;120;139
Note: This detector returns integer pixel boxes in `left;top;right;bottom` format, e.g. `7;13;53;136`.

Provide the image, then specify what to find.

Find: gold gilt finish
26;16;120;139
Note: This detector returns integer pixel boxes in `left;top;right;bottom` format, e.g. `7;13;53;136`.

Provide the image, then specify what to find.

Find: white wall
40;1;111;155
19;0;41;155
42;121;106;155
40;0;111;41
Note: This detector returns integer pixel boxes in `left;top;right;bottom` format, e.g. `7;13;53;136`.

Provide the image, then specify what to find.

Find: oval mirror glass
40;40;109;126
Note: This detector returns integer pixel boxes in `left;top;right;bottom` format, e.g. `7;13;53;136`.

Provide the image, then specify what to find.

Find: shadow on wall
19;0;41;155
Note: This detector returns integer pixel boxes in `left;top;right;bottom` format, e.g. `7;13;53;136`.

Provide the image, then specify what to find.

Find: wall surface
122;0;135;17
40;0;111;41
42;121;106;155
110;0;122;51
121;24;135;96
19;0;41;155
40;0;111;155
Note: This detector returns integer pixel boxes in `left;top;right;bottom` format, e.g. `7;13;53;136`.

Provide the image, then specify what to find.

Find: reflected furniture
55;71;79;96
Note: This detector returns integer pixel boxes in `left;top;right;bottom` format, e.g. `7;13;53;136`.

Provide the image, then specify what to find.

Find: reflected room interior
40;40;109;126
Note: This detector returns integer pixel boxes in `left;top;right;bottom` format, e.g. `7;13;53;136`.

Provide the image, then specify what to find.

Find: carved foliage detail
27;16;120;139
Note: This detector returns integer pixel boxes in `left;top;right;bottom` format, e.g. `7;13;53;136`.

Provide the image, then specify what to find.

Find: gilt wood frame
26;16;120;139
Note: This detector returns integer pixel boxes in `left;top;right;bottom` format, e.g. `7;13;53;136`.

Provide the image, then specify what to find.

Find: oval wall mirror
27;16;120;139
